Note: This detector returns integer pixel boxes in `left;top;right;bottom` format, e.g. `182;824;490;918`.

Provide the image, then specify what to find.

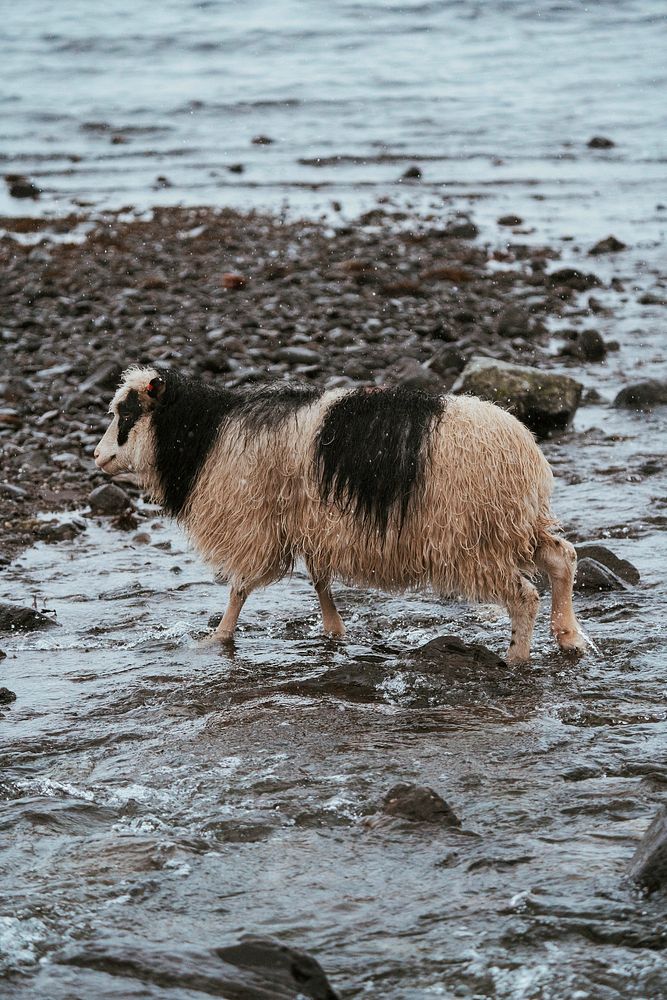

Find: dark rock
638;291;667;306
394;360;444;394
629;807;667;893
216;936;340;999
574;558;628;592
614;380;667;411
408;634;505;671
562;328;608;362
429;345;470;376
496;306;533;339
401;165;422;180
382;783;461;826
154;175;172;188
0;650;6;659
251;134;274;145
88;483;132;515
581;387;604;404
0;688;17;705
0;602;58;633
443;220;479;239
37;519;87;543
7;177;40;199
575;544;640;585
497;214;523;227
589;235;626;255
452;356;583;436
77;362;123;395
587;136;615;149
547;268;601;291
57;934;339;1000
228;163;245;173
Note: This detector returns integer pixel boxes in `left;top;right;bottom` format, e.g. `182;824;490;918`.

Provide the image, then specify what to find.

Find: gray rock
217;936;340;999
0;687;17;705
0;602;58;633
614;380;667;411
497;214;523;226
0;483;28;499
629;807;667;893
88;483;132;514
575;544;640;585
451;356;583;436
574;557;628;592
443;220;479;239
496;306;533;339
382;783;461;826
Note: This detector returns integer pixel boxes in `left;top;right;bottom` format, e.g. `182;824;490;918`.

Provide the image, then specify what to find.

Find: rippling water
1;0;666;243
2;2;667;996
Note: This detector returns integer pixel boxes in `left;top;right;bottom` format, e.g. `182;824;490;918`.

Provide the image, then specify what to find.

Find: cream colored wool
96;367;586;662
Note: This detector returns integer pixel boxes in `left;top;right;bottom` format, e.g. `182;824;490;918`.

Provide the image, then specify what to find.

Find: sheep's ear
144;376;166;402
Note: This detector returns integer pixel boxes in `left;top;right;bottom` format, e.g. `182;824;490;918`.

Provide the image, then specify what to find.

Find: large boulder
452;357;583;436
629;807;667;893
575;543;640;585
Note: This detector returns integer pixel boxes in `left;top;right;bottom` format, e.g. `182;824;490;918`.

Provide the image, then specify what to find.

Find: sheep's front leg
312;578;345;638
213;587;248;641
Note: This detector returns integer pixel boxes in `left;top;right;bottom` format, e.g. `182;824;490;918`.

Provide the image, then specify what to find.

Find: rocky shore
1;203;640;562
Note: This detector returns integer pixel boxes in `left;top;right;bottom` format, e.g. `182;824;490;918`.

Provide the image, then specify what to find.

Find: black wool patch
315;387;445;536
151;374;323;518
117;389;143;446
152;373;236;518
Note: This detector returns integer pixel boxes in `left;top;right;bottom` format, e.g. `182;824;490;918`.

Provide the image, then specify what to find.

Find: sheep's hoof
506;649;530;666
323;624;346;639
200;630;235;647
555;628;587;655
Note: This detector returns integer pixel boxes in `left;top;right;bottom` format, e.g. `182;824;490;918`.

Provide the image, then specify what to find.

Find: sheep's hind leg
535;536;587;655
503;574;540;664
212;587;248;642
310;575;345;638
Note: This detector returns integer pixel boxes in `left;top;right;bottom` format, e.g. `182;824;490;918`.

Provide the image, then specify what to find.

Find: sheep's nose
93;446;100;458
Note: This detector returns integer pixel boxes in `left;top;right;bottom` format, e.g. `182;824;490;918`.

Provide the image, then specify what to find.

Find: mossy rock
452;356;583;436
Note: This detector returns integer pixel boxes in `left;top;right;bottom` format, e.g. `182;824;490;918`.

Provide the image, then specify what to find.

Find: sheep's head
94;366;166;482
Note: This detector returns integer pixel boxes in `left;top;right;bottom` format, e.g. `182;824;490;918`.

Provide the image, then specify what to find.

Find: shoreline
0;202;662;564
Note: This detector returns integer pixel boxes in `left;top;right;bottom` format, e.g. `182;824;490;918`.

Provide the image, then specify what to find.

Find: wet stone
587;135;615;148
216;936;340;1000
382;783;461;826
0;602;58;633
497;214;523;227
574;557;629;592
575;543;640;585
37;519;87;543
88;483;132;514
0;687;17;705
452;356;582;436
547;268;602;291
589;235;627;255
629;807;667;894
614;380;667;411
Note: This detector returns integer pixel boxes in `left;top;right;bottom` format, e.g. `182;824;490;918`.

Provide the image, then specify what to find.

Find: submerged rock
614;380;667;412
217;936;340;999
382;783;461;826
452;356;582;436
629;807;667;894
0;602;58;633
587;135;615;149
0;687;17;705
58;934;339;999
408;634;504;670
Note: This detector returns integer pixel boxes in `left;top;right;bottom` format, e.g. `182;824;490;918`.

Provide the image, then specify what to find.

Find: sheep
93;365;587;663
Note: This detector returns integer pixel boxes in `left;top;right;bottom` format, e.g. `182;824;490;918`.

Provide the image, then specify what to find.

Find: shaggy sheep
94;366;587;663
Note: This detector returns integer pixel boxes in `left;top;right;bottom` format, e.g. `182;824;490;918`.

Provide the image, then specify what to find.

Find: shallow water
1;0;666;251
2;310;667;997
